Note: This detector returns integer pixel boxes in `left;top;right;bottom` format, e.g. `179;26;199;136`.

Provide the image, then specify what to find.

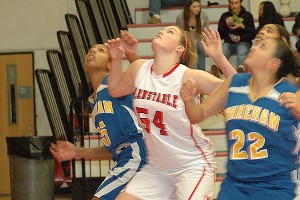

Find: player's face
244;38;277;71
152;26;183;53
85;44;110;72
189;1;201;16
254;24;280;45
229;0;242;15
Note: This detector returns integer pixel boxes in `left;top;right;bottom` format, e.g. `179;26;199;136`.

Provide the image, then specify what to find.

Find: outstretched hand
180;80;198;103
201;27;223;59
50;141;76;162
105;38;125;60
120;30;138;56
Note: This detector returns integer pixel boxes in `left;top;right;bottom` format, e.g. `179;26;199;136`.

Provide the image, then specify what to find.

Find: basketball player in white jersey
105;26;236;200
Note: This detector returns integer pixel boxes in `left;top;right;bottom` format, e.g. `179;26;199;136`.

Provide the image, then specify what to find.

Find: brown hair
183;0;202;39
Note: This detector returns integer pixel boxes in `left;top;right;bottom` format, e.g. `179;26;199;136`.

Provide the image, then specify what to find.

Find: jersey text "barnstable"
134;88;178;108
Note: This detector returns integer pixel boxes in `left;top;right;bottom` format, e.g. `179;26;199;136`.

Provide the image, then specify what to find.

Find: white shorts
121;164;216;200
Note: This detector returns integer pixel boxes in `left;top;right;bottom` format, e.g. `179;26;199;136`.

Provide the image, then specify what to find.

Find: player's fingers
49;146;60;161
208;27;216;39
115;37;121;43
202;28;210;42
50;142;58;150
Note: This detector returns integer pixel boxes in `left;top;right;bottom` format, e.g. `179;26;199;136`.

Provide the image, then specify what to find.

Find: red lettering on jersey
151;92;157;101
172;95;178;108
161;94;167;104
134;88;142;99
141;90;148;99
134;88;179;108
156;93;161;102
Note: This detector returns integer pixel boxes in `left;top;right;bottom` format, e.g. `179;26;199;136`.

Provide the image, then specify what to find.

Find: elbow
189;118;200;124
185;105;204;124
187;114;203;124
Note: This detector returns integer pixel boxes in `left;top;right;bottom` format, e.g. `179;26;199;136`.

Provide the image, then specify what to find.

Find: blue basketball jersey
225;73;300;181
89;75;144;160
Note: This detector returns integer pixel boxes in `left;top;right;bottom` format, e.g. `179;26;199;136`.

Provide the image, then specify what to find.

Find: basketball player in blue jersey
181;37;300;199
50;31;147;200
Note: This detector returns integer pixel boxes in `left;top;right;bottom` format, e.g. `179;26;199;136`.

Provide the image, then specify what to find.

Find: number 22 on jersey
229;129;268;160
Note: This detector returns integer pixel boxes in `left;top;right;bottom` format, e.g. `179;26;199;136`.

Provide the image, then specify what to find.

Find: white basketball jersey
134;59;216;169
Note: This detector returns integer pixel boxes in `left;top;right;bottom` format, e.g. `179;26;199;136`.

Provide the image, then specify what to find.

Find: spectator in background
256;1;285;33
148;0;184;24
292;12;300;52
176;0;210;70
212;24;291;75
218;0;256;72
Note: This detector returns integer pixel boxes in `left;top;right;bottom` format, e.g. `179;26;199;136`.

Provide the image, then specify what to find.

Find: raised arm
180;76;232;124
105;38;133;97
120;30;140;63
201;27;237;78
106;38;146;98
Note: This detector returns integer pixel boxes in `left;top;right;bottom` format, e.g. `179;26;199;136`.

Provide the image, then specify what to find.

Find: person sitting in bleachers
292;12;300;53
176;0;209;71
256;1;285;33
218;0;256;72
148;0;184;24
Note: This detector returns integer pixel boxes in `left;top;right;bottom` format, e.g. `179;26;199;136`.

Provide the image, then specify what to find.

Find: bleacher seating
127;10;296;71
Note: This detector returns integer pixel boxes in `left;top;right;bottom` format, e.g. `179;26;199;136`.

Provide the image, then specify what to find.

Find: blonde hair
177;27;198;68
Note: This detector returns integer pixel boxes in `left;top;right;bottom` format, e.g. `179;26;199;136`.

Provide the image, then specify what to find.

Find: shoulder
131;58;148;66
242;10;254;18
202;12;209;21
176;12;184;25
125;59;149;82
129;59;148;72
230;73;251;86
202;12;208;18
280;78;300;93
132;59;153;76
183;68;224;94
221;12;230;17
176;12;183;18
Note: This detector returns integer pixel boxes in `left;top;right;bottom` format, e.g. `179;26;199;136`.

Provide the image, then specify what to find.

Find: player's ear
176;45;184;54
269;58;281;69
107;63;111;71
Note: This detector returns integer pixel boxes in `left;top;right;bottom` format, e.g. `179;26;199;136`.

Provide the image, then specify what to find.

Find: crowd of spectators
147;0;299;74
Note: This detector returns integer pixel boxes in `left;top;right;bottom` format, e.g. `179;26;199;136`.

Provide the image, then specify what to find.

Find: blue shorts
217;174;296;200
94;138;147;200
